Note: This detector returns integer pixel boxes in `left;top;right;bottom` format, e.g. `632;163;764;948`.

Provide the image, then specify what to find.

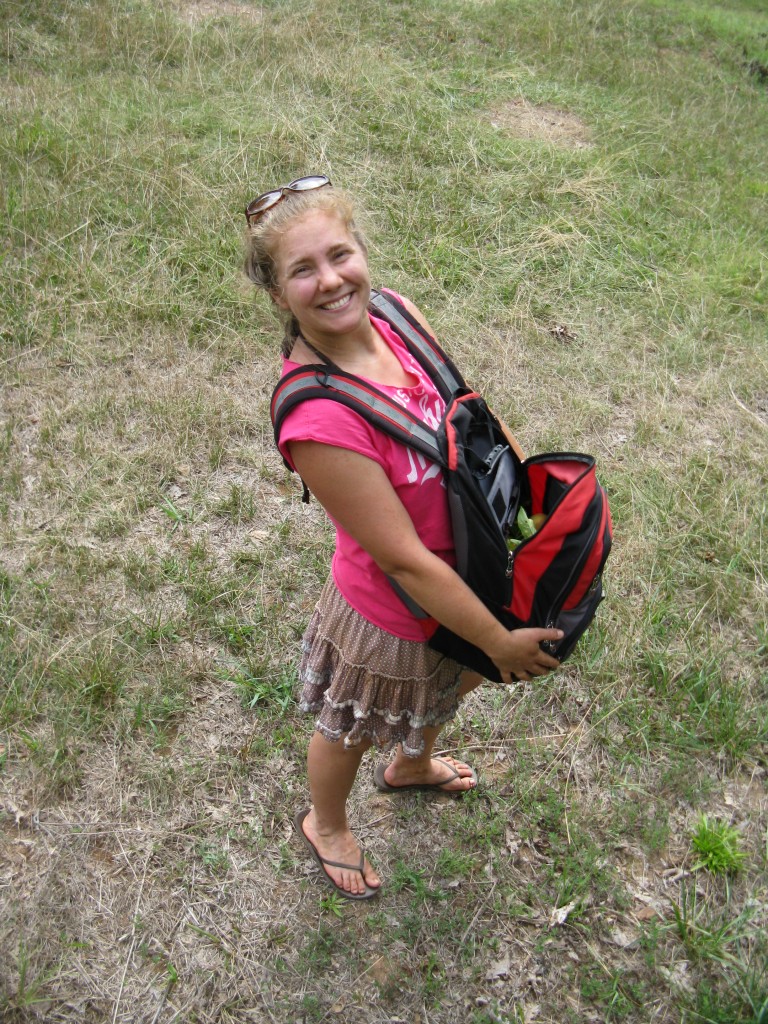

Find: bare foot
299;809;381;896
380;755;477;793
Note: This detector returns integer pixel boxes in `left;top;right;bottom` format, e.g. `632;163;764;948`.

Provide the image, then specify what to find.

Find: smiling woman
241;177;562;902
244;185;371;357
269;210;377;362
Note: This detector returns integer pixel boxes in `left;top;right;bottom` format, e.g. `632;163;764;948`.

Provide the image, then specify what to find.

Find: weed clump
691;815;748;875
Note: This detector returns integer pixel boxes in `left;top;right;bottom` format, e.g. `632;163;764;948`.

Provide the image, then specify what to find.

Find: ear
270;287;290;311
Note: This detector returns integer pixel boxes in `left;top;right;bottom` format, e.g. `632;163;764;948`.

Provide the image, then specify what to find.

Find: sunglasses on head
244;175;332;225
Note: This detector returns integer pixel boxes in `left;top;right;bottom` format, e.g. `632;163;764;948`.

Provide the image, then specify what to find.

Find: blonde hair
243;187;369;356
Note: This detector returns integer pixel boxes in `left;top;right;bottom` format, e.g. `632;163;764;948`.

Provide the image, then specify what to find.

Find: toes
327;859;379;895
344;865;378;895
437;758;476;791
343;870;364;895
449;776;474;791
326;865;358;894
364;862;381;890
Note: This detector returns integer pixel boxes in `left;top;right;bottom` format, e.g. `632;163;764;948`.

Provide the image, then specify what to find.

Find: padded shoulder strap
270;365;444;467
368;290;466;400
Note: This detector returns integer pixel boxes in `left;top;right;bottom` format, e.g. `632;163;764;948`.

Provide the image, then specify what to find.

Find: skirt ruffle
298;578;464;757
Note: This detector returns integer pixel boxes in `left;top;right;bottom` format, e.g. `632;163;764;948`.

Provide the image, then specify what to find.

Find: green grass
692;816;749;876
1;0;767;1021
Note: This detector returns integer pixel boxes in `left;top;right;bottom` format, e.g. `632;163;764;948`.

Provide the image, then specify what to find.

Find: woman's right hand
487;627;564;684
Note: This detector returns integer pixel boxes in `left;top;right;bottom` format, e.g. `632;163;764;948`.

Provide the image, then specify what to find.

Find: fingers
536;628;565;643
507;654;559;682
537;652;562;671
494;627;564;683
535;664;556;676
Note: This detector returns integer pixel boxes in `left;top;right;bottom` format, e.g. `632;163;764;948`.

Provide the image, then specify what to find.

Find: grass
691;816;749;876
1;0;767;1021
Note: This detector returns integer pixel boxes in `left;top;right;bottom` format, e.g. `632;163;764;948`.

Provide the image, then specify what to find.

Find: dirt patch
746;391;768;426
173;0;263;24
488;99;593;148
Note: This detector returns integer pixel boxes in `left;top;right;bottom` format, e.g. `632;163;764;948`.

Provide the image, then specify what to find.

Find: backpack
271;290;612;683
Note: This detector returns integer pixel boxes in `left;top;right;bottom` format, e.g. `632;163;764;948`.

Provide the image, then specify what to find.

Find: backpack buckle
484;444;506;471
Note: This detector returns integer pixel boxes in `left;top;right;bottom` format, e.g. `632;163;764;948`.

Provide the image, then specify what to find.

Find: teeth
322;295;351;311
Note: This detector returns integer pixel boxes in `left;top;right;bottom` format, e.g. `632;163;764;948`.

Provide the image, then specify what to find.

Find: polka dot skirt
298;577;465;757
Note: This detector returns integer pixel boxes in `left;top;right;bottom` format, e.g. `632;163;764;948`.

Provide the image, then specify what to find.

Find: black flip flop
293;808;380;901
373;756;478;793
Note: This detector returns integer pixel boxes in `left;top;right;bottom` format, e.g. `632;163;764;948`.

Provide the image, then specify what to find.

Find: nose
317;260;342;291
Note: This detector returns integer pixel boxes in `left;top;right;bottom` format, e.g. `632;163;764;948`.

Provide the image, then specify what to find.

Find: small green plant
389;861;446;902
692;982;768;1024
670;881;756;966
434;847;477;879
164;960;179;992
296;923;338;973
232;665;295;713
214;483;257;523
159;496;191;532
691;815;747;875
216;616;257;652
131;688;187;736
3;941;60;1011
195;841;231;876
580;967;645;1021
131;611;182;648
319;892;345;918
299;994;324;1022
420;950;448;1003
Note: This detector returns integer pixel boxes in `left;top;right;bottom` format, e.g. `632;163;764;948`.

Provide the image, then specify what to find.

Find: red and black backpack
271;290;613;683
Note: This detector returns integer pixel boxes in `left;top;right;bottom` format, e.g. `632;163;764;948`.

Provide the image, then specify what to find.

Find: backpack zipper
539;509;604;652
536;501;606;630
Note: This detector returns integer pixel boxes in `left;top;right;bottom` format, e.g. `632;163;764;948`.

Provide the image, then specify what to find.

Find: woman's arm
288;440;561;684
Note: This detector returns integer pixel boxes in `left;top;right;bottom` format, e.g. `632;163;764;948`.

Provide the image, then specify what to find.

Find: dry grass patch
5;676;763;1024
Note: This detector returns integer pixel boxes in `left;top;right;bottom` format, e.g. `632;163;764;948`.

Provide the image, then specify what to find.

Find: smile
320;294;353;311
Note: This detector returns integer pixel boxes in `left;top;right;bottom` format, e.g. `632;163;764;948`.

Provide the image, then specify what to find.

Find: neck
294;317;378;369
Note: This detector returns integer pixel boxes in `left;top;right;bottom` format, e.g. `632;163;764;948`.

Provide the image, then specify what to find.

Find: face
271;210;371;343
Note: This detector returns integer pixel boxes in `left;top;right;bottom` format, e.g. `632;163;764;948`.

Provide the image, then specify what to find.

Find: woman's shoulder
374;288;437;340
376;286;413;313
280;352;302;374
276;392;390;473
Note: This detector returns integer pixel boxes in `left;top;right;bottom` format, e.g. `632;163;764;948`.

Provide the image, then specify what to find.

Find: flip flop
293;808;380;901
373;756;478;794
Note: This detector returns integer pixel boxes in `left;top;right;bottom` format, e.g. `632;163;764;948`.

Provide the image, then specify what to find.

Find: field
1;0;767;1021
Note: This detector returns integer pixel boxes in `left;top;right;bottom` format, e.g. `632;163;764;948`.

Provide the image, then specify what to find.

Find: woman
243;175;563;899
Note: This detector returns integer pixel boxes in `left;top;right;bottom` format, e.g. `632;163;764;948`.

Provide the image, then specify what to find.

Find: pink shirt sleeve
277;391;390;472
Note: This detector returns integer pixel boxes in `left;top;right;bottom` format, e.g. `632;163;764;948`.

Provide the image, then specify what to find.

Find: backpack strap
368;290;466;400
271;365;445;467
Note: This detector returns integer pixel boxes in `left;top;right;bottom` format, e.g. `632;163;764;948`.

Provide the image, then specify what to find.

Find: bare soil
487;101;593;149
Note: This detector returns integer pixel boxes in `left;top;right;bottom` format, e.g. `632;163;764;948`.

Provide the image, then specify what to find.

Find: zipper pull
540;620;558;654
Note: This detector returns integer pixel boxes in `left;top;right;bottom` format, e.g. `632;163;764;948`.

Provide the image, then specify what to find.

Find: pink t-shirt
277;308;455;640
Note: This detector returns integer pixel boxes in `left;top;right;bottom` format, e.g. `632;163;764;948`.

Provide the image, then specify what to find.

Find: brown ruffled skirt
298;578;465;757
